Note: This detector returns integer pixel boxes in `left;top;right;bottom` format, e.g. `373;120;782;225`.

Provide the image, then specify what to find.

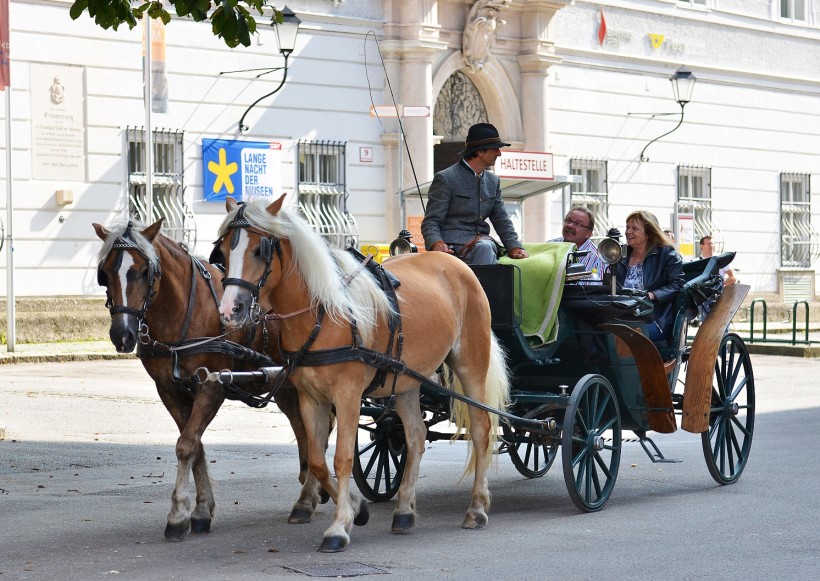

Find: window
780;173;811;267
297;140;357;249
570;158;610;238
125;127;196;245
677;165;714;248
780;0;806;21
678;0;708;7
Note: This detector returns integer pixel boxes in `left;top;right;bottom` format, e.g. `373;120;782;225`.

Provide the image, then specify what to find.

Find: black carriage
353;249;754;512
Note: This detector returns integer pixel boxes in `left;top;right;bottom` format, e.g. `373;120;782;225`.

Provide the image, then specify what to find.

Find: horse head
213;195;286;329
93;219;164;353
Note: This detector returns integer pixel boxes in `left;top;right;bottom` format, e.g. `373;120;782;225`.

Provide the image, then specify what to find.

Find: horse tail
450;333;511;472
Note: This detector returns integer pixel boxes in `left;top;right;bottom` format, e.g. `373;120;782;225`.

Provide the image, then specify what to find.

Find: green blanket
500;242;573;344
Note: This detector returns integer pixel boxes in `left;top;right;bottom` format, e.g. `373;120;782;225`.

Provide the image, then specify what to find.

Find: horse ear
142;217;165;242
93;223;110;241
266;193;287;216
226;196;238;212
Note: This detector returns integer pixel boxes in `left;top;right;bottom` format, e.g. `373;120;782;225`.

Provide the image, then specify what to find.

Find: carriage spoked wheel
701;332;755;485
561;374;622;512
352;407;407;502
502;405;559;478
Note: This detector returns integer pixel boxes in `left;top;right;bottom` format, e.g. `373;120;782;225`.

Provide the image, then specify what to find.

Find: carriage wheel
503;406;559;478
352;412;407;502
701;333;755;485
562;374;622;512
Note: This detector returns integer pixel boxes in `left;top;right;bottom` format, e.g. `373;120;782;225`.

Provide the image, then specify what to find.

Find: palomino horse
213;195;510;552
94;219;328;540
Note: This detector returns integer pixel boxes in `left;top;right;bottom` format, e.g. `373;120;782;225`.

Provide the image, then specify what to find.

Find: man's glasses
563;217;591;229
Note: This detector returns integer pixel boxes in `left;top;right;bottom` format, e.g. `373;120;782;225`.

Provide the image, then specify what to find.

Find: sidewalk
0;341;135;364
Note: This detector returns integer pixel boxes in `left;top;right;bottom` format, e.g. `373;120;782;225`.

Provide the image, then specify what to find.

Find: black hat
458;123;511;157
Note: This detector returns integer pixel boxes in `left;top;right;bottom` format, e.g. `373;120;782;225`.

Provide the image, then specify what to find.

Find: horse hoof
164;522;189;541
391;513;415;533
190;517;212;534
318;535;348;553
353;501;370;527
461;512;488;530
320;488;331;505
288;507;313;524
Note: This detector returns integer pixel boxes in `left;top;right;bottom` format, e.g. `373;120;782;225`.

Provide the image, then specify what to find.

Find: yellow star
208;148;238;194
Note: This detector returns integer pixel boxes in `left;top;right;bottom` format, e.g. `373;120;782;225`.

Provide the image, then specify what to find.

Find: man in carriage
421;123;529;265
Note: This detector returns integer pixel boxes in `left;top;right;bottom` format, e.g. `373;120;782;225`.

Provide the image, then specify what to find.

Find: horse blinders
97;238;162;319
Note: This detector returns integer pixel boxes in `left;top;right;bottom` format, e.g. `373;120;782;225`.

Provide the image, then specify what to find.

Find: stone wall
0;297;110;344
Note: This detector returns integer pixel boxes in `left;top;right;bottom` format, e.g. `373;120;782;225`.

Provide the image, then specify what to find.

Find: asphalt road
1;355;819;580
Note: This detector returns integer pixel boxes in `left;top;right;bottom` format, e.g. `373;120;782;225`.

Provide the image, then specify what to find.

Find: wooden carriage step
599;324;676;434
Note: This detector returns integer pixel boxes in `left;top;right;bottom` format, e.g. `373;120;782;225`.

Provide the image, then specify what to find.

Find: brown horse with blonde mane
94;219;328;541
212;195;510;553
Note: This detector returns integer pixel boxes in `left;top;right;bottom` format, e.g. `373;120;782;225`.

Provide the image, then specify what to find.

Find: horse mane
218;200;394;344
96;220;159;265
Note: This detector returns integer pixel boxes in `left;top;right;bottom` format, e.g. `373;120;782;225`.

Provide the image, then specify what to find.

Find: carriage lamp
597;231;624;296
236;6;302;133
639;66;697;162
388;230;418;256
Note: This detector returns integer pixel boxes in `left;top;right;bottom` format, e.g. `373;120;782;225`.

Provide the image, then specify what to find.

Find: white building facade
1;0;818;302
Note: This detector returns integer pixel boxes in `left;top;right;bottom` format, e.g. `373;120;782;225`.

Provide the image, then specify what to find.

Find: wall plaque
30;63;86;181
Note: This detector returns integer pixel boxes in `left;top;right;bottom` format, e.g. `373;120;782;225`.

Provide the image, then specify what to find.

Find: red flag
597;8;607;46
0;0;9;90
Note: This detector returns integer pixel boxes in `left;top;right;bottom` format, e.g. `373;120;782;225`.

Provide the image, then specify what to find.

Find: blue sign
202;138;283;202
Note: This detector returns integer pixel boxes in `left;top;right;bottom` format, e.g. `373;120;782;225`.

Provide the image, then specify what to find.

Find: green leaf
69;0;89;21
237;17;250;47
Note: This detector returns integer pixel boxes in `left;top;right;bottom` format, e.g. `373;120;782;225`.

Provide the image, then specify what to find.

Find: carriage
352;243;754;513
96;198;753;552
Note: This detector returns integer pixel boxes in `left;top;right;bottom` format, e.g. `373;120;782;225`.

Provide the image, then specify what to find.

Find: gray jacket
420;160;523;251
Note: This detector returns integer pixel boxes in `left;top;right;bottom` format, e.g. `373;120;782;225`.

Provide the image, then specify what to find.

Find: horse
211;195;510;553
93;219;329;541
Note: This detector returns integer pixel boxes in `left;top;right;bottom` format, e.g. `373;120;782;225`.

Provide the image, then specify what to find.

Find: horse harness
98;223;162;323
215;209;407;397
98;223;277;406
209;204;283;323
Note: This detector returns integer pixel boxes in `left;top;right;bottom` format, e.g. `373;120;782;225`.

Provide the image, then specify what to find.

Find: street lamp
237;6;301;133
639;66;696;163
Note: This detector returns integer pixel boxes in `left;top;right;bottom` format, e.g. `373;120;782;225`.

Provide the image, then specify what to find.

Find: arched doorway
433;71;488;173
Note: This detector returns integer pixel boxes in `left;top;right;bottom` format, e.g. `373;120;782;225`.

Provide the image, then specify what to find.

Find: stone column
516;2;565;242
380;37;446;237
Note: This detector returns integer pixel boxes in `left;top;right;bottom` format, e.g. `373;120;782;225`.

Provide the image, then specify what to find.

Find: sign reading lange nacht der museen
202;138;283;202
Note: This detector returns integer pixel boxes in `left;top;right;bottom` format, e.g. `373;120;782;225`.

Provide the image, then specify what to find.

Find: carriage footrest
639;434;682;464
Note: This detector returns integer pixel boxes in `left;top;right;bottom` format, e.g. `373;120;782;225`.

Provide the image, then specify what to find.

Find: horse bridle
210;205;282;321
97;223;162;323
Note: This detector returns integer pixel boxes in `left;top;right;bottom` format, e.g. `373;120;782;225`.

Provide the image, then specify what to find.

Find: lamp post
639;66;696;163
238;6;301;133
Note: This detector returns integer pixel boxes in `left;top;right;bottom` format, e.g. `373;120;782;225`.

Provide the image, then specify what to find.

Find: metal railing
744;298;816;345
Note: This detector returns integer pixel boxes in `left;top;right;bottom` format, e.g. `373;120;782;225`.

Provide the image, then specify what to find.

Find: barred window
296;140;357;249
126;127;196;246
780;172;811;267
570;158;610;238
677;165;713;248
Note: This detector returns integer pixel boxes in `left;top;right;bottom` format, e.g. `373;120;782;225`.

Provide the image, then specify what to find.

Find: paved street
1;355;819;580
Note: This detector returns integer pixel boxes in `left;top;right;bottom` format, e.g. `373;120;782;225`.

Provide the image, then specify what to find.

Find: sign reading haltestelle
495;150;554;180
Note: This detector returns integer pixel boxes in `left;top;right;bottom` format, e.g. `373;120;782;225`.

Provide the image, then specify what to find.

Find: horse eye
126;267;148;283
